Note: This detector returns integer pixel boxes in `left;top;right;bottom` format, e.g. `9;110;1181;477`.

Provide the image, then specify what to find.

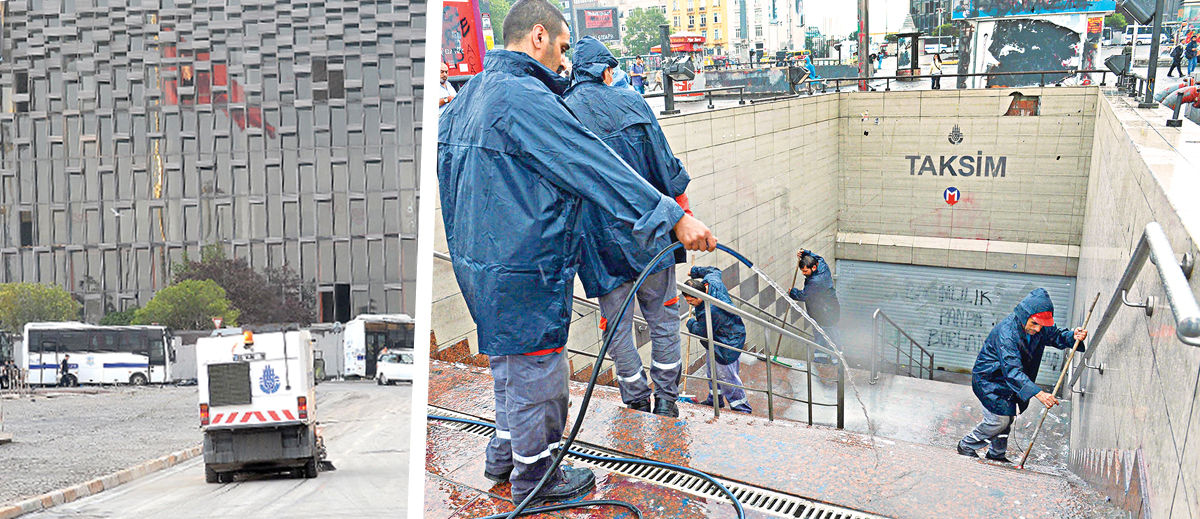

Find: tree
0;283;80;333
174;244;315;325
99;306;139;326
884;33;898;43
1105;13;1127;32
931;23;960;38
623;7;669;56
489;0;512;46
134;280;240;330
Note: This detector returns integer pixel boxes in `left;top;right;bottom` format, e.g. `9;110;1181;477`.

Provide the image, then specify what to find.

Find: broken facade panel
0;0;425;321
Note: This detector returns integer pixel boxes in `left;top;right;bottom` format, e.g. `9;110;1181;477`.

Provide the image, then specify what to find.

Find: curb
0;445;203;519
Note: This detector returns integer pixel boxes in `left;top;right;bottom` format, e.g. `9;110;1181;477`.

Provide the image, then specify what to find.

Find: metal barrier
870;309;935;384
801;69;1113;93
433;250;846;428
643;86;747;110
1070;222;1200;390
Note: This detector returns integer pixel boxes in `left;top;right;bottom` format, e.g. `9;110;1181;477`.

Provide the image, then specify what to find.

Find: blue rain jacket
438;49;685;356
788;251;840;326
686;267;746;365
564;38;691;298
972;288;1084;416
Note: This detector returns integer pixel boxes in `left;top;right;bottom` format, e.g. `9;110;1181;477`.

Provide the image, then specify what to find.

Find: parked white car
375;351;415;385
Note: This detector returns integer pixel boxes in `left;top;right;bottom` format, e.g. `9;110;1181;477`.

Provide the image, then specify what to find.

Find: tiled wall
837;87;1097;277
432;94;842;376
1068;93;1200;519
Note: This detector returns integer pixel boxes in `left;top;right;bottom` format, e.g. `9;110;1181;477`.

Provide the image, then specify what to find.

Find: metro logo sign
944;187;960;206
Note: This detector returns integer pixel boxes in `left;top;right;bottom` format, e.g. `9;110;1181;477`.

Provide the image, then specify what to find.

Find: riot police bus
19;323;174;386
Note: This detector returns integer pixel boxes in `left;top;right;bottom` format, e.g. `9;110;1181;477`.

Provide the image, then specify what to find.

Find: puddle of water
749;264;881;456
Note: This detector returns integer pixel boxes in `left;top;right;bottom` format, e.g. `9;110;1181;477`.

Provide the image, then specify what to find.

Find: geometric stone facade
0;0;425;322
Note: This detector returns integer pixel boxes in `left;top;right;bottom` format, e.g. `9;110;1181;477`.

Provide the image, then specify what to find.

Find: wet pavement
426;360;1125;519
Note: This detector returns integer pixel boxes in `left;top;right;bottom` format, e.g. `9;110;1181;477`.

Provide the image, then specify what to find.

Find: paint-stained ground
426;360;1127;519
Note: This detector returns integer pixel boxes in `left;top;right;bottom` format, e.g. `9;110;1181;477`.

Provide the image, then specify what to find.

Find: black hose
440;242;752;519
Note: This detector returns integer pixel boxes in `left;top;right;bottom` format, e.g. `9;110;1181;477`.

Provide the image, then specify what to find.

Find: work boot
627;398;652;413
484;466;512;483
653;398;679;417
956;441;979;458
512;465;596;506
985;452;1012;464
732;404;753;414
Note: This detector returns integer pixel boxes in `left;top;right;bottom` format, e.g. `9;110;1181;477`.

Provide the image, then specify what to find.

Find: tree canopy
0;283;80;333
133;279;240;330
1105;13;1127;32
488;0;512;47
173;245;315;325
623;7;669;57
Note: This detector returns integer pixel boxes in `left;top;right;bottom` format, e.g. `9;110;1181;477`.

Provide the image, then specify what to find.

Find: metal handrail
1069;222;1200;389
870;309;935;383
798;68;1112;94
433;250;845;428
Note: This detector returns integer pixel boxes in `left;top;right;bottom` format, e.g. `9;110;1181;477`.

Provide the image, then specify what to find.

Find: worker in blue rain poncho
563;36;693;418
683;266;752;414
437;0;718;507
957;288;1087;463
787;249;841;368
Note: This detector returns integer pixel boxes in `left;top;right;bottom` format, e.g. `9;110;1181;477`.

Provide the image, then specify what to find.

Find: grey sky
806;0;923;39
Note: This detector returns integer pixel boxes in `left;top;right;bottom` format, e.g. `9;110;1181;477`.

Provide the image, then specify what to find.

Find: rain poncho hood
971;288;1083;416
686;267;746;365
438;49;684;356
564;40;691;298
787;251;840;326
571;37;619;83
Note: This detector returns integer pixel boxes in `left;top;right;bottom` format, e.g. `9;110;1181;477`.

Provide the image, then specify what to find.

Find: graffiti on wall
443;0;485;76
983;18;1081;87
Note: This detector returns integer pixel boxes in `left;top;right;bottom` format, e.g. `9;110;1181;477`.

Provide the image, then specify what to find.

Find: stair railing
870;309;935;383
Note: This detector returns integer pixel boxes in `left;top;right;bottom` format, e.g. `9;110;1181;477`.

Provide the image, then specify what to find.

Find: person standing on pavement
1187;37;1198;75
1169;41;1185;77
931;52;944;89
563;37;693;418
59;354;71;386
787;249;841;367
957;288;1087;463
437;62;456;115
438;0;718;507
630;56;646;94
684;267;751;414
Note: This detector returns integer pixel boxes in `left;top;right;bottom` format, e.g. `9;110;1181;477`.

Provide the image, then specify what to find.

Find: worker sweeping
437;0;717;507
787;249;841;374
563;36;693;418
957;288;1086;463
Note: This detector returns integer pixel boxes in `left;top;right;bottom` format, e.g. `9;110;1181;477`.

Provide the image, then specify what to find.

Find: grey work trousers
960;406;1014;456
485;352;569;501
705;357;751;413
597;267;683;405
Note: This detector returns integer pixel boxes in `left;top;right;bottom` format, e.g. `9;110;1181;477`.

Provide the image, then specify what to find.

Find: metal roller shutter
835;260;1076;386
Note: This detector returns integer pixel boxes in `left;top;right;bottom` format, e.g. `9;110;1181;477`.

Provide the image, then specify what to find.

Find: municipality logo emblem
944;187;960;206
260;365;281;394
948;124;964;145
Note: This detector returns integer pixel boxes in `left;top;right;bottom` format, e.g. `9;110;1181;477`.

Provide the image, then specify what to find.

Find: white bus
20;323;173;386
924;36;954;55
342;314;414;379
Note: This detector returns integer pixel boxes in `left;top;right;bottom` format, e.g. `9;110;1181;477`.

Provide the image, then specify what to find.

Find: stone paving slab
428;360;1102;519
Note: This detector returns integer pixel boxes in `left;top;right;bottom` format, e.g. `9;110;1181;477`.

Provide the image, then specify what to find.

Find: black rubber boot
628;398;652;413
957;441;979;458
513;466;596;506
484;467;512;483
653;398;679;417
985;452;1012;464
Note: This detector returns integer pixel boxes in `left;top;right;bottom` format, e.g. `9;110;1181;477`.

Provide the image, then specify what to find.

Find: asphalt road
24;380;412;519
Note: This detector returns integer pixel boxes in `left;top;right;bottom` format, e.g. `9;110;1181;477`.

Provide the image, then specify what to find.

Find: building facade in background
666;0;729;53
0;0;424;323
910;0;951;34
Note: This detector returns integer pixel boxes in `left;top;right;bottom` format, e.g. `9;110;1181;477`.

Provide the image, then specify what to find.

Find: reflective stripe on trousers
484;352;569;500
598;267;683;404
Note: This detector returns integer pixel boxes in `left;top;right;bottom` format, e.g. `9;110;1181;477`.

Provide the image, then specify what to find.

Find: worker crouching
683;266;752;414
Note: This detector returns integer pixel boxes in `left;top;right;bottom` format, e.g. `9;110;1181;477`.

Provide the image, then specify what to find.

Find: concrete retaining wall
1068;93;1200;519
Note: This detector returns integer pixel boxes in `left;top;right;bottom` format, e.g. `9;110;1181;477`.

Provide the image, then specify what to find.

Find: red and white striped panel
211;409;297;425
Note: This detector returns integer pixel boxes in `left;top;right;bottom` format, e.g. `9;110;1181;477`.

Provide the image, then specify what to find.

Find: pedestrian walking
563;37;693;418
437;0;717;507
1169;41;1184;77
59;354;71;387
684;267;751;414
1186;37;1198;75
931;53;944;89
957;289;1087;463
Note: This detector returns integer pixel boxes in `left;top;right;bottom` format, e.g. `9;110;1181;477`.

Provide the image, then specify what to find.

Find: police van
197;328;323;483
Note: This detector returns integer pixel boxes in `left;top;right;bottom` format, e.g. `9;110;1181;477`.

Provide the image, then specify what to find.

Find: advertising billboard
578;7;620;42
443;0;495;77
951;0;1116;20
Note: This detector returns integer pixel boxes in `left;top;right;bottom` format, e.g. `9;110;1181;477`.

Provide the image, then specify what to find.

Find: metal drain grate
429;407;889;519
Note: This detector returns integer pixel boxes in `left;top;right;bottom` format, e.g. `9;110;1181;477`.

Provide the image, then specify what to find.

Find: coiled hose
428;242;753;519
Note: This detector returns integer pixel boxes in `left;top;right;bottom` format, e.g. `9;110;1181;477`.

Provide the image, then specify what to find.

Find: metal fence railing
870;309;935;384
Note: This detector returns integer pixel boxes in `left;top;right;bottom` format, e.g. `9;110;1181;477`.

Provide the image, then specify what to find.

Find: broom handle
1017;292;1100;468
